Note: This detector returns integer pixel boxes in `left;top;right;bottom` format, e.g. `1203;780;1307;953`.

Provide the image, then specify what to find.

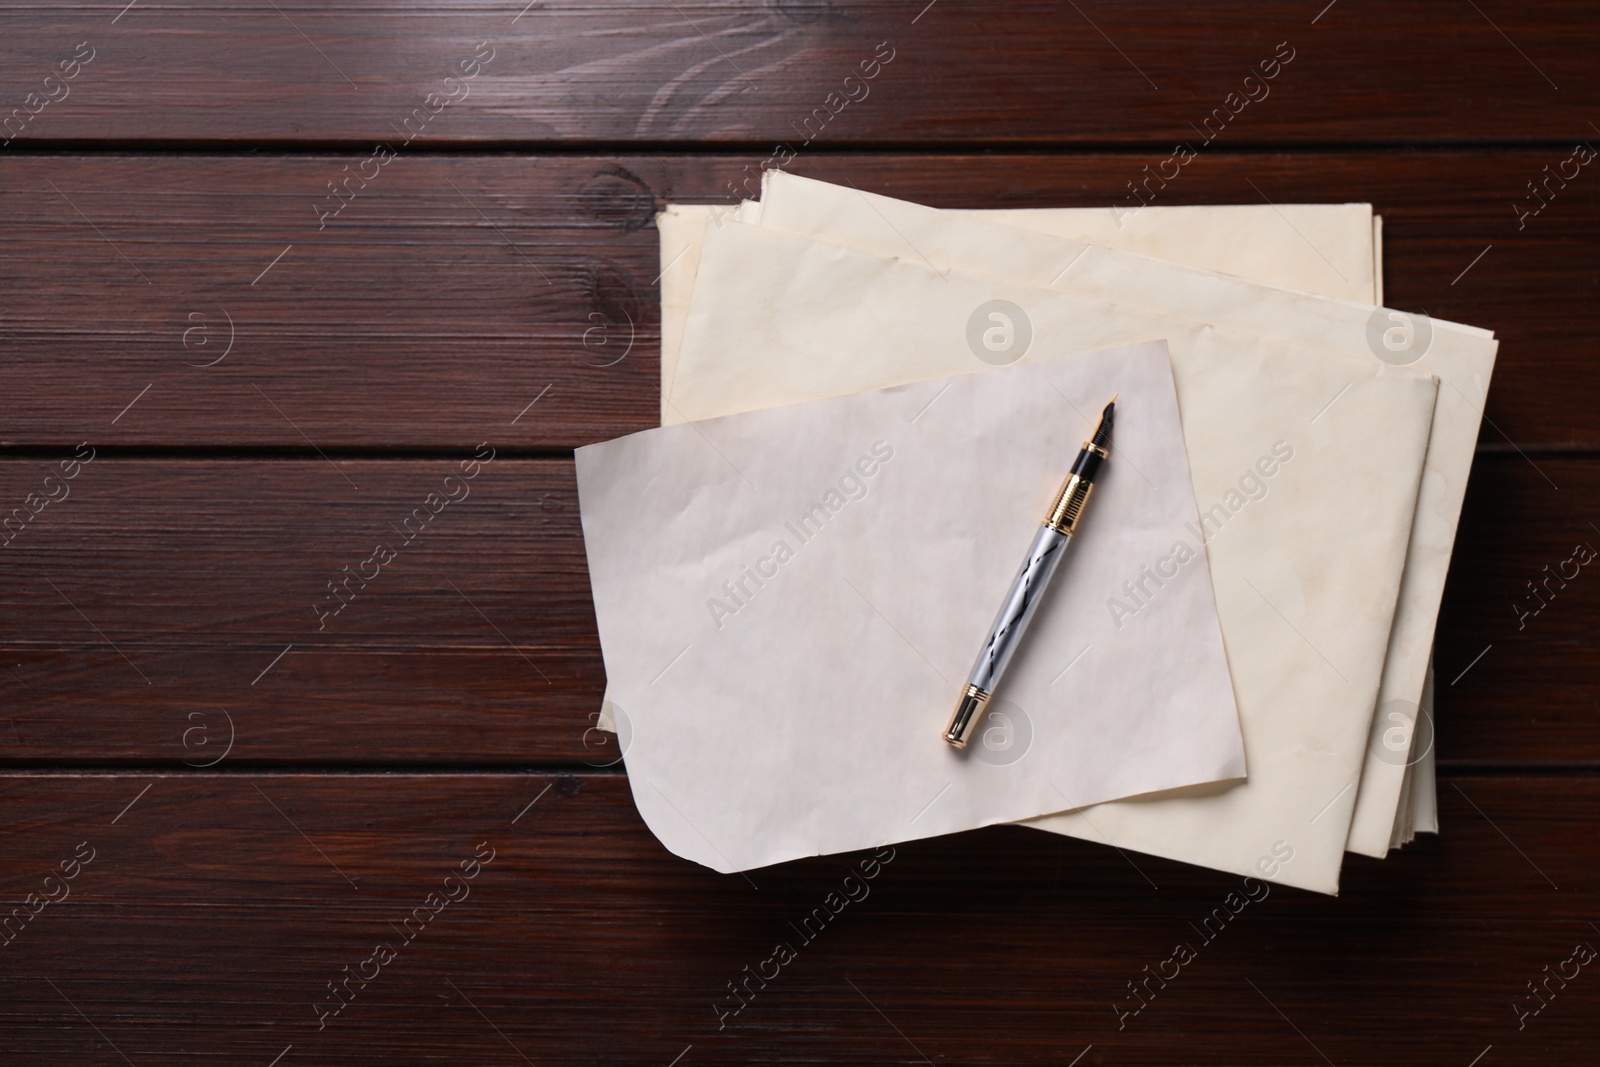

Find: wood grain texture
3;1;1598;1060
0;459;608;763
0;2;1595;145
0;453;1592;765
0;772;1592;1065
1434;456;1600;763
1;150;1596;448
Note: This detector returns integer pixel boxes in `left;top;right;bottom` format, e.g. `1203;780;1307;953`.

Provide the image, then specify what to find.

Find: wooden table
2;3;1596;1063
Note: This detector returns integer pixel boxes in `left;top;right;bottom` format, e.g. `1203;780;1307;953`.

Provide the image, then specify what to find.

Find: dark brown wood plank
0;458;608;763
0;2;1595;145
1;150;1596;449
0;452;1593;765
0;154;665;451
1435;455;1600;763
0;772;1592;1064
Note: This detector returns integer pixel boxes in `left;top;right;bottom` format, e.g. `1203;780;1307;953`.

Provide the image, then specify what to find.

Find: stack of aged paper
578;175;1497;894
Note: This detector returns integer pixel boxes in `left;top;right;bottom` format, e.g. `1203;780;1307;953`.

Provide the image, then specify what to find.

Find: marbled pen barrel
966;524;1071;695
943;404;1112;749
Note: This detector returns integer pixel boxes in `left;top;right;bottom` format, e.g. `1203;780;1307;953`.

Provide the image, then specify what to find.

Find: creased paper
655;200;1378;427
744;173;1494;860
665;219;1439;892
579;342;1245;872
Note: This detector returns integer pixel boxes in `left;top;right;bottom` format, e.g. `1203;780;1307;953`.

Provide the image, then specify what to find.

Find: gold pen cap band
1045;472;1096;536
944;684;991;748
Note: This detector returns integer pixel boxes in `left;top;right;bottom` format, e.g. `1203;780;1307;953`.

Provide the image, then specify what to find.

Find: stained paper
662;218;1440;892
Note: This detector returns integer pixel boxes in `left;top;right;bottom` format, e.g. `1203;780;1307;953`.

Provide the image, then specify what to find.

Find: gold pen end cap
944;685;991;748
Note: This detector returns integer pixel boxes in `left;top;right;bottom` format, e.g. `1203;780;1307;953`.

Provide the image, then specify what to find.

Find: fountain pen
944;395;1115;748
